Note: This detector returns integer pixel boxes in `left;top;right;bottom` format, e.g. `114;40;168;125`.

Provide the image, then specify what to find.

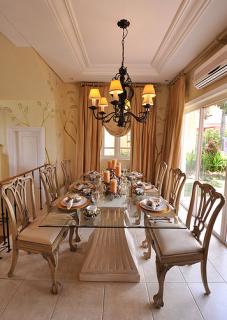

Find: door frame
7;127;45;176
182;85;227;245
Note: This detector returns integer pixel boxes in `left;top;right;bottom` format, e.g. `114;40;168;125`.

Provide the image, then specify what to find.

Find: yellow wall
0;32;169;182
0;33;79;181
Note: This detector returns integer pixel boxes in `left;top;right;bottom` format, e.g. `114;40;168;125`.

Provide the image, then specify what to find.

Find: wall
0;33;79;181
0;32;169;182
185;42;227;103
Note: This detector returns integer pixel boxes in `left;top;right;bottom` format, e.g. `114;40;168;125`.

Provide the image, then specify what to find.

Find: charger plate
138;198;175;217
58;195;89;210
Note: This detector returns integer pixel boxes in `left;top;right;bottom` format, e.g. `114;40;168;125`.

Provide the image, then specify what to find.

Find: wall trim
185;83;227;112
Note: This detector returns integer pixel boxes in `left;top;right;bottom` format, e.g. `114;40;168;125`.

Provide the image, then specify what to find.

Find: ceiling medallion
89;19;156;127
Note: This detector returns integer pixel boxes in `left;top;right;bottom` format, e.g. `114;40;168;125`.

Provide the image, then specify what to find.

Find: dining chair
142;167;186;259
61;159;73;192
40;164;80;249
149;181;225;308
166;168;186;215
154;161;167;195
1;175;68;294
40;164;60;212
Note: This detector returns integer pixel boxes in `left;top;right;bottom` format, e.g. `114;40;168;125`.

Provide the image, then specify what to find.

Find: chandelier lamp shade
88;19;156;127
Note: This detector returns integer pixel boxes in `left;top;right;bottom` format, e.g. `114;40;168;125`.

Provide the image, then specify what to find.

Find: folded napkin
67;199;74;210
146;197;161;210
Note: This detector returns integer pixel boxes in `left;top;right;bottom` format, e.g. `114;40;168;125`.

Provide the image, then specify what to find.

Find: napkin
67;199;74;210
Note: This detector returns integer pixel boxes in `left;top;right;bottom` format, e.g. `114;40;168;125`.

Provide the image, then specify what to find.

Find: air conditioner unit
193;44;227;89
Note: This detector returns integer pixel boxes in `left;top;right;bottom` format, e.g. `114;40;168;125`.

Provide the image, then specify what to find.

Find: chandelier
88;19;156;127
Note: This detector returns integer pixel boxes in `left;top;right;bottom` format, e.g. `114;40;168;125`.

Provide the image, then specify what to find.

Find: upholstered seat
18;216;63;246
152;228;203;259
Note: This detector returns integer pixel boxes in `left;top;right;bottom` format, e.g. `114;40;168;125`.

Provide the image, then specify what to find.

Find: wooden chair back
186;181;225;256
1;175;36;240
61;159;73;190
154;161;167;194
167;168;186;214
40;164;59;211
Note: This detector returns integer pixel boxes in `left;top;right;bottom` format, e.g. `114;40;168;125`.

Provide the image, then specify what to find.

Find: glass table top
39;195;186;230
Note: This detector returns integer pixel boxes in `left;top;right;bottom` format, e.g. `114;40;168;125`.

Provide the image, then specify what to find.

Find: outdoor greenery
202;129;226;173
186;128;227;175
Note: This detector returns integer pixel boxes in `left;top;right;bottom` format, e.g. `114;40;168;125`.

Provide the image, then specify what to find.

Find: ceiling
0;0;227;83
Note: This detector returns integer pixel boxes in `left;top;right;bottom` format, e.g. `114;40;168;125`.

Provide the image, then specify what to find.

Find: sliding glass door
181;101;227;244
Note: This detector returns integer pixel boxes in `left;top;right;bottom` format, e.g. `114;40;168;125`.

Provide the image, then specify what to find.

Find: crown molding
151;0;211;71
46;0;90;70
0;11;29;47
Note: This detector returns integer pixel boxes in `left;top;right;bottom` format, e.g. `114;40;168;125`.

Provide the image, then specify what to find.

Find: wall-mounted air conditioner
193;44;227;89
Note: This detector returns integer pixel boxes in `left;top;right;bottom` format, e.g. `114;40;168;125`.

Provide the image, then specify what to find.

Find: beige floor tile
188;282;227;320
0;279;22;315
103;283;152;320
0;280;58;320
51;282;104;320
147;282;203;320
179;260;224;283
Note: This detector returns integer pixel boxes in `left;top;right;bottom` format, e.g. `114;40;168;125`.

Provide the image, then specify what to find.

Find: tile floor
0;228;226;320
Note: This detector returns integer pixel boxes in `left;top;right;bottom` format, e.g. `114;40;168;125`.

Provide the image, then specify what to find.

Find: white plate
61;196;87;208
139;198;168;212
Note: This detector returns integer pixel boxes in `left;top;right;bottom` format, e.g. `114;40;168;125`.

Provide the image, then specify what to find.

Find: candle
104;170;110;183
107;161;112;169
110;179;117;194
115;163;122;177
112;159;117;169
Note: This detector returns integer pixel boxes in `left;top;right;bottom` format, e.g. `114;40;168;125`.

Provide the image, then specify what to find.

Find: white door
8;127;45;176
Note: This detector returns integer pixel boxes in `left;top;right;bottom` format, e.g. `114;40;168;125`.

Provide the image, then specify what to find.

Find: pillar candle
110;179;117;194
107;161;112;169
112;159;117;169
104;170;110;183
115;163;122;177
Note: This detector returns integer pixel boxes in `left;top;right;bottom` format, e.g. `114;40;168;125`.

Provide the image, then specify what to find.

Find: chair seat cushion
152;228;203;257
18;215;63;246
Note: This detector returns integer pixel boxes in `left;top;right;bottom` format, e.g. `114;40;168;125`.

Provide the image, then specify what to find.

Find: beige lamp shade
89;88;101;100
142;84;156;98
109;80;123;95
142;96;153;105
99;97;108;107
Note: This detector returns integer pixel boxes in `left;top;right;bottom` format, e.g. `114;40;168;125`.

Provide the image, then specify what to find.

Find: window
181;100;227;244
102;128;131;160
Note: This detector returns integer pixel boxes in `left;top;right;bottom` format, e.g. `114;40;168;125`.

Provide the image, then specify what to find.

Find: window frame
101;127;131;160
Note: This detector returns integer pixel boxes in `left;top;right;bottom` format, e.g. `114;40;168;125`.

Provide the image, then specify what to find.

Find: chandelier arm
90;109;110;121
126;111;149;122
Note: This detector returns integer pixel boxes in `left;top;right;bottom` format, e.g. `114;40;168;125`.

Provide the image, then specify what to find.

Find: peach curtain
130;86;156;182
75;85;103;179
162;75;185;194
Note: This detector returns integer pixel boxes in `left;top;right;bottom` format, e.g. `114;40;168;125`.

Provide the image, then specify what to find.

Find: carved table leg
143;229;152;259
153;257;171;308
69;226;77;252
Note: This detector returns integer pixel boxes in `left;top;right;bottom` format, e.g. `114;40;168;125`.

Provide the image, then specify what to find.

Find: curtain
75;85;103;178
162;75;185;195
130;86;156;182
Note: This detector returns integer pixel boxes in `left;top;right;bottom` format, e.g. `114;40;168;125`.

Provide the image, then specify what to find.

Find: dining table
39;175;186;282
